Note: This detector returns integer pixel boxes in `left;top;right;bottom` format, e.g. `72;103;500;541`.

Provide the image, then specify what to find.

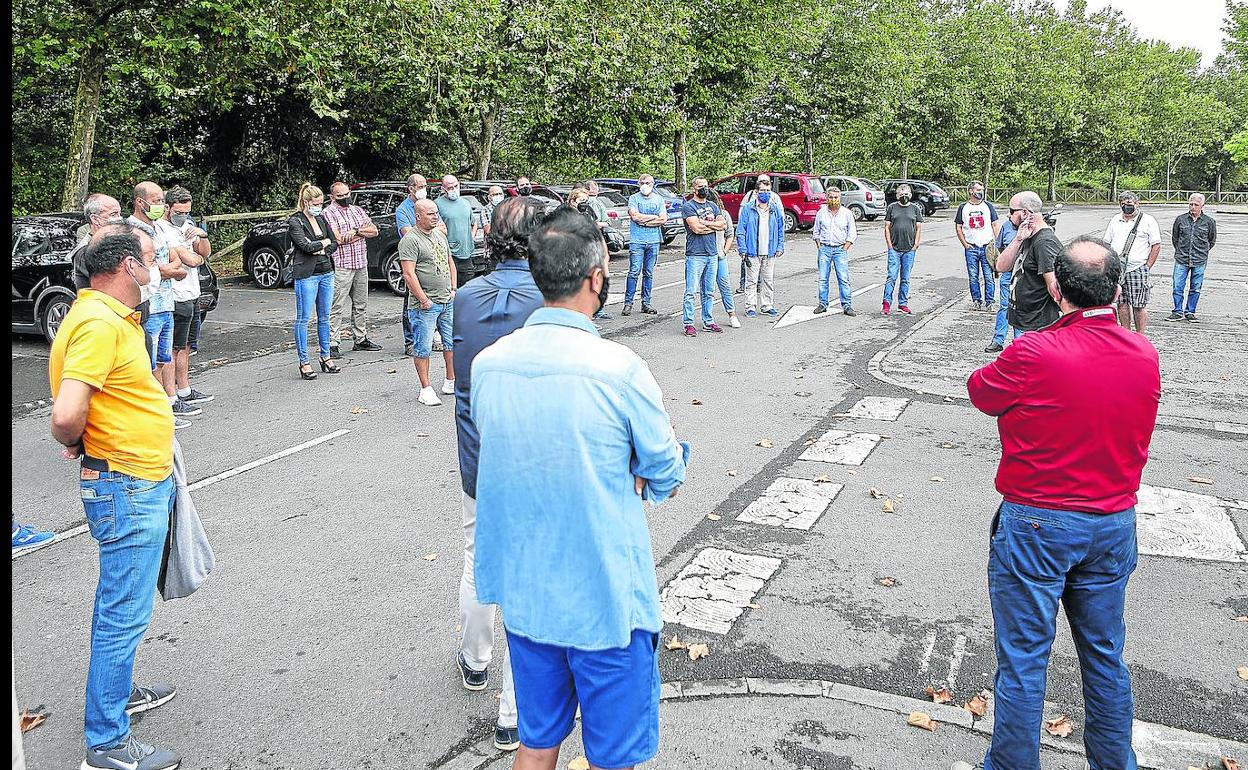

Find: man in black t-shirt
995;191;1062;333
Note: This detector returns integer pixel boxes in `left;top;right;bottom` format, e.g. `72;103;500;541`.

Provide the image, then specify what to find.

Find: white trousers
745;255;776;311
460;493;517;728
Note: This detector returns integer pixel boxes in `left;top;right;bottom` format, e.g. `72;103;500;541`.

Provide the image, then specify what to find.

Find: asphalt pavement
11;205;1248;769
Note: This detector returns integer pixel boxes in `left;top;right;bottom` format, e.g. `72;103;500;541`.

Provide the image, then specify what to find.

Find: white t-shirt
157;219;201;302
1103;212;1161;272
955;200;999;247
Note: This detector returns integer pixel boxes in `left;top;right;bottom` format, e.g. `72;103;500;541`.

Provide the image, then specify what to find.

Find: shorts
1119;265;1151;308
408;302;454;359
172;300;199;350
506;628;659;769
143;311;174;366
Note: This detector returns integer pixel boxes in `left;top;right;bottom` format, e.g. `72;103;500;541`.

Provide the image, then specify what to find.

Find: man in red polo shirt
967;235;1160;770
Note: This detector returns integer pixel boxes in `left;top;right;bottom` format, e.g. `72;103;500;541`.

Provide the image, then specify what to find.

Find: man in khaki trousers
322;181;382;356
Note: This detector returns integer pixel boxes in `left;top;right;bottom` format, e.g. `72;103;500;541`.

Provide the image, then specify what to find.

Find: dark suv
11;213;220;343
876;179;951;216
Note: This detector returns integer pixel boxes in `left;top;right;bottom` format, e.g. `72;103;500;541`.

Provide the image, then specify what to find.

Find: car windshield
654;186;679;200
599;191;627;206
807;178;825;196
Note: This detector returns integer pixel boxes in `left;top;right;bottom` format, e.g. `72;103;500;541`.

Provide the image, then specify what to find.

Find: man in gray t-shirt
400;199;457;407
882;184;924;314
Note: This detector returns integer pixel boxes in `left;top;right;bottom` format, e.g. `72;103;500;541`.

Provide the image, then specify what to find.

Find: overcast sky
1055;0;1229;68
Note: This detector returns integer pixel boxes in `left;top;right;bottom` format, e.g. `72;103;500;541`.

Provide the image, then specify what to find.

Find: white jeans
460;493;517;728
745;255;776;311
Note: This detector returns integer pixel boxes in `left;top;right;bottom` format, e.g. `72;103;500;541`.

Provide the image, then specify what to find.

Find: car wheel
384;251;406;296
848;204;865;221
41;294;73;344
783;210;798;233
662;233;677;246
250;247;284;289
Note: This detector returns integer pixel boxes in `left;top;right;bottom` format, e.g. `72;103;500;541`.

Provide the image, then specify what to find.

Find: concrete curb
433;677;1248;769
866;296;965;398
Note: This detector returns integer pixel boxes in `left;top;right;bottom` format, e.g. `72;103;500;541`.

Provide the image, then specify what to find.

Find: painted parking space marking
799;430;882;466
736;477;843;530
1136;484;1248;563
842;396;910;421
661;548;783;634
775;283;883;329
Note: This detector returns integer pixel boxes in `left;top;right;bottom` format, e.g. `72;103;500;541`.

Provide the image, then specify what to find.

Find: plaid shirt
320;203;374;270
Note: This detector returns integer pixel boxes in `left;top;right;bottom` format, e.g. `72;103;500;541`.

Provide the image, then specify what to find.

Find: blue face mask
757;192;771;204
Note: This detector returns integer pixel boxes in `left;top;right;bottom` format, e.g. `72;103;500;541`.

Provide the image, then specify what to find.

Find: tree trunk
803;135;814;175
1165;150;1172;196
1110;162;1119;203
1216;172;1222;203
672;127;687;194
474;101;498;180
900;156;909;180
981;137;995;190
61;40;106;211
1046;152;1057;202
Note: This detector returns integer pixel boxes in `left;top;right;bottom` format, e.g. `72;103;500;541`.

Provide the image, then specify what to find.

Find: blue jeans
965;245;995;303
294;272;335;363
817;245;852;308
625;242;660;306
992;271;1017;345
1171;262;1205;314
883;249;916;306
682;255;715;325
408;303;454;358
984;501;1138;770
715;257;735;313
81;471;175;750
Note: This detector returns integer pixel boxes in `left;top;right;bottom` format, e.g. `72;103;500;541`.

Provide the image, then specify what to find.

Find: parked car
820;176;886;221
709;172;827;233
241;187;488;294
876;179;951;216
11;213;220;344
592;179;685;245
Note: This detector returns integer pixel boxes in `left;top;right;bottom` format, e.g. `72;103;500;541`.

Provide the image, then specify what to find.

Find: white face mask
415;188;428;200
127;258;156;303
445;189;460;201
640;183;654;196
307;205;323;217
490;194;504;205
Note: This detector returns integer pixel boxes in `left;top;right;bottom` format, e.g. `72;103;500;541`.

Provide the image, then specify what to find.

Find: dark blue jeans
984;501;1138;770
1171;262;1205;314
965;244;995;303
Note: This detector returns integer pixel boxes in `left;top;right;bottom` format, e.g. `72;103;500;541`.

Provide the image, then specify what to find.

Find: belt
81;452;110;472
820;242;846;248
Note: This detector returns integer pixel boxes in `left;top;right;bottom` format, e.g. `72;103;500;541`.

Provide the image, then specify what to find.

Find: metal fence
952;188;1248;205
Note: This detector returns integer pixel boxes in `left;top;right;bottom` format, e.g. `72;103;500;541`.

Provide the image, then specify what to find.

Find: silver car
820;175;886;221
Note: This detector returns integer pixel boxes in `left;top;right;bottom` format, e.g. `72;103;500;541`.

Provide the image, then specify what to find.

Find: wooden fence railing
199;209;293;259
951;188;1247;205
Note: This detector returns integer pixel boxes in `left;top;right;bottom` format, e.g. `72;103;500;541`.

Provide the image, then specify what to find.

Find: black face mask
577;201;591;213
596;269;610;313
518;185;533;196
696;186;709;199
1121;204;1136;215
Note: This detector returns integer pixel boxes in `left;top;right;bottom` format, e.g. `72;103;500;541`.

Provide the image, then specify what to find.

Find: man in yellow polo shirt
49;224;182;770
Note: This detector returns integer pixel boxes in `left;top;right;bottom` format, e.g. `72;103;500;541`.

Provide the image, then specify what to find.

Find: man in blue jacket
735;175;786;318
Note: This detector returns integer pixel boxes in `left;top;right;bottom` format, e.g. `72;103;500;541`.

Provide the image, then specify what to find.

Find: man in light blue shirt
623;173;667;316
811;187;858;315
435;174;477;286
472;207;687;770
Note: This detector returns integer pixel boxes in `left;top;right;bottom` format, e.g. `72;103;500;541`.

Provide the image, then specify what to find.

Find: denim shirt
471;307;688;650
451;261;544;498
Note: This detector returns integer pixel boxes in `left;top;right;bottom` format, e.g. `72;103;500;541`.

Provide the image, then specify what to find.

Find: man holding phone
994;191;1061;335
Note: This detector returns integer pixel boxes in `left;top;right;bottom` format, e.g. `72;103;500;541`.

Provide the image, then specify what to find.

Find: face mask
695;186;709;199
829;199;840;209
595;269;610;313
490;194;504;205
127;258;156;303
518;185;533;196
640;184;653;196
414;188;428;200
335;197;351;207
1121;204;1136;215
757;191;771;204
446;189;460;201
577;201;591;212
170;213;189;227
307;205;323;216
898;194;912;204
970;190;983;200
142;201;165;221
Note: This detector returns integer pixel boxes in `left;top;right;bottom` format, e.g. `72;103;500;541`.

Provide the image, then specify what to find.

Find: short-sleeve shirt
128;215;175;313
395;198;418;235
156;219;201;302
321;202;374;271
1008;227;1062;331
885;202;923;252
680;199;721;257
49;289;174;481
436;196;475;262
628;192;665;245
955;200;999;247
399;228;453;304
1103;213;1161;272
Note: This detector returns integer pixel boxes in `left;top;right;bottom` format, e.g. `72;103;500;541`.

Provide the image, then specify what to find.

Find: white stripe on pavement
736;477;843;530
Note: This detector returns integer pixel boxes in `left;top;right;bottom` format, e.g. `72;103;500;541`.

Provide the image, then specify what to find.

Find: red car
709;172;827;233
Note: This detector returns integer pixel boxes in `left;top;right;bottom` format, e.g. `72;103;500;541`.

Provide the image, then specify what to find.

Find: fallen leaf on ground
727;470;738;477
422;553;438;561
665;635;687;651
568;757;590;770
747;602;761;609
882;500;896;513
1234;616;1248;622
906;712;937;732
1237;666;1248;681
795;391;813;397
19;712;46;733
386;368;397;374
813;475;833;483
756;439;774;448
706;514;721;521
1224;758;1241;770
804;437;817;446
691;399;703;405
940;442;955;448
924;685;953;704
930;476;945;482
1043;714;1075;738
1190;476;1215;484
869;488;883;499
795;374;804;379
964;690;990;717
687;643;710;661
846;469;858;475
415;432;429;437
350;406;369;415
877;576;897;587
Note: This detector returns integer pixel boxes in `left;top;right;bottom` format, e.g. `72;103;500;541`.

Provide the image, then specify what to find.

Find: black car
242;187;488;293
875;179;952;216
11;213;220;344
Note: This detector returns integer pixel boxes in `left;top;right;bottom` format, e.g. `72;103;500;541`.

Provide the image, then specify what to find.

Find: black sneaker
621;304;633;316
984;342;1004;353
1165;311;1184;322
494;724;520;751
641;305;658;315
329;345;342;358
82;735;180;770
813;305;827;314
1185;313;1198;323
171;399;201;418
457;652;488;691
182;389;213;405
125;683;177;715
353;338;383;351
843;307;857;317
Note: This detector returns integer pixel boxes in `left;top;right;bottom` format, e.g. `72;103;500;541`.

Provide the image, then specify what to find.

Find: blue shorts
143;311;174;366
506;628;659;769
408;303;453;359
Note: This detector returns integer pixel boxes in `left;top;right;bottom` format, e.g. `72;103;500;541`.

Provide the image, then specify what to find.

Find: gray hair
1118;190;1139;203
1188;192;1205;205
82;193;117;219
164;185;192;205
1015;191;1043;213
897;183;912;196
826;186;842;194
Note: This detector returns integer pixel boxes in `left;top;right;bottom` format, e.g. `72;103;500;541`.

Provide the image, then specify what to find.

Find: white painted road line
800;430;883;466
736;477;843;530
1136;484;1248;563
12;429;352;560
773;283;885;328
918;630;938;675
946;633;968;691
842;396;910;422
661;548;783;634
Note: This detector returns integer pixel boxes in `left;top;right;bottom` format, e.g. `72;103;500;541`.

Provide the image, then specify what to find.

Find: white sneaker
729;315;741;328
441;379;455;395
418;387;443;406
